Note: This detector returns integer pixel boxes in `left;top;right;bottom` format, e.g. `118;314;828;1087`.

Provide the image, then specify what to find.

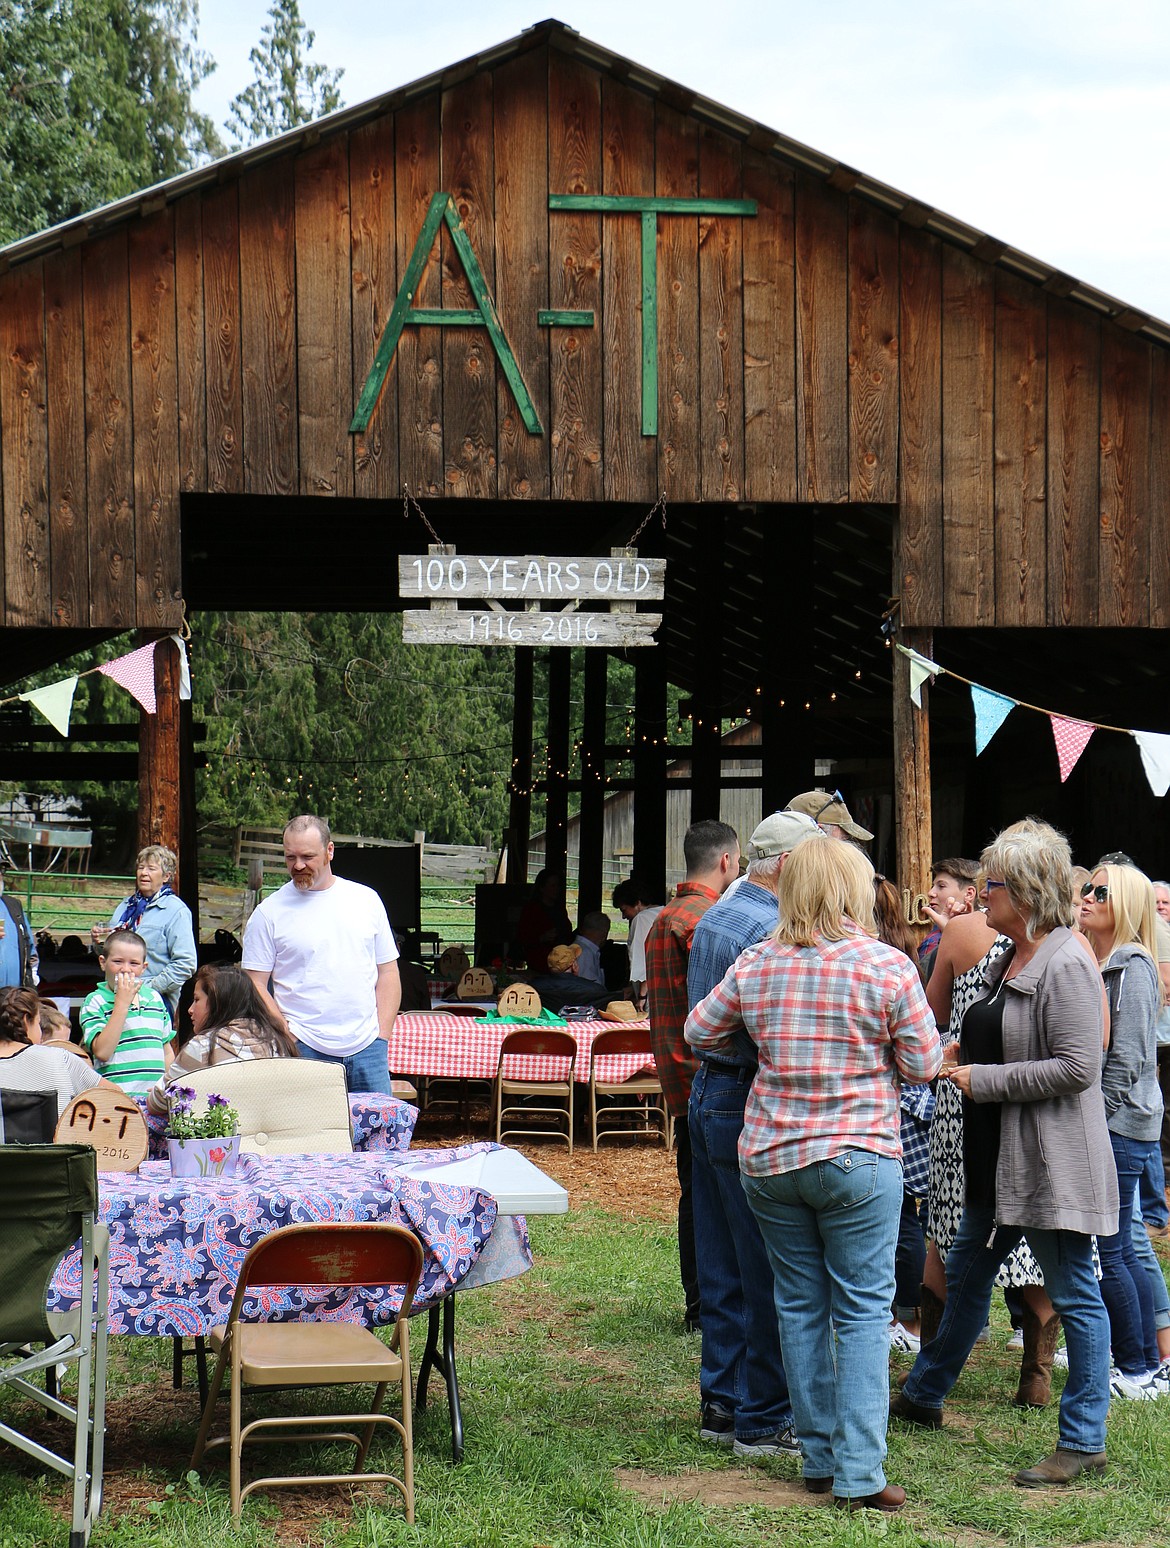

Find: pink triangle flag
99;640;158;714
1050;715;1095;782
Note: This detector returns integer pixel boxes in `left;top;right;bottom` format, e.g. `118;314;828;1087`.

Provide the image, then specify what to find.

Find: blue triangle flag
971;684;1016;755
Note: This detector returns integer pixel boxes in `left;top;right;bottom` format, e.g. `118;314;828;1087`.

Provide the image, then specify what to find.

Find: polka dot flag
1049;714;1094;782
99;641;157;714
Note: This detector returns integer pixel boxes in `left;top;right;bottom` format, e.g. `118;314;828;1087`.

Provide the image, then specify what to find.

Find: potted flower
165;1088;242;1178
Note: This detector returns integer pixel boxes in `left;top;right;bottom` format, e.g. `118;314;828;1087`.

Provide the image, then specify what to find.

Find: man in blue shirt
0;861;36;988
686;809;822;1459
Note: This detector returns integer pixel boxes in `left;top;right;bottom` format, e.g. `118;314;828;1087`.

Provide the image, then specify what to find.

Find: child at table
81;928;174;1094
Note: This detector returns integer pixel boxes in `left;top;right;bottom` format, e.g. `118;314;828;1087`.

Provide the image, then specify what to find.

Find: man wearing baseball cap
684;809;823;1459
786;788;873;844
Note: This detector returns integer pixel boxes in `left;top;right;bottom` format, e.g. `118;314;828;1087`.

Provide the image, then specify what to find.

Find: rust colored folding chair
587;1026;670;1150
493;1028;577;1151
190;1222;423;1522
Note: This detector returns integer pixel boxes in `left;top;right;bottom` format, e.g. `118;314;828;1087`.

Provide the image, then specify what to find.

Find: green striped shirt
81;981;173;1095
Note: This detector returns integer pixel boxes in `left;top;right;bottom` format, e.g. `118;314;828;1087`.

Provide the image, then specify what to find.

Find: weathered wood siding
1;40;1167;631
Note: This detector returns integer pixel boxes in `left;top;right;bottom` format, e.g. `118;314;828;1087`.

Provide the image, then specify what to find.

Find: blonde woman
93;845;196;1018
893;819;1116;1487
1079;862;1165;1391
685;840;940;1513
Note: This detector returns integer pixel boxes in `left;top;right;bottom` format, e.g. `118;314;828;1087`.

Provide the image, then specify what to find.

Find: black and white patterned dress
927;936;1044;1287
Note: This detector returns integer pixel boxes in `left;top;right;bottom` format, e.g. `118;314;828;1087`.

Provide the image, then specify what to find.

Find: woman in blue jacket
93;845;196;1020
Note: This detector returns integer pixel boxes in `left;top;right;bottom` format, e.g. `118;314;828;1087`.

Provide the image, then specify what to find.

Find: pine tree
225;0;343;148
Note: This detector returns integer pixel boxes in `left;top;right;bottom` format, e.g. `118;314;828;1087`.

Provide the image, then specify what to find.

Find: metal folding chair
493;1028;577;1151
0;1144;110;1548
190;1222;423;1521
587;1026;670;1150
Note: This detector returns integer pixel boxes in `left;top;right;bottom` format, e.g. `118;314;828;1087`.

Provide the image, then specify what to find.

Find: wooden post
544;651;571;885
506;648;534;884
633;648;668;895
576;650;607;913
138;635;181;868
690;512;723;821
178;690;200;947
893;626;933;906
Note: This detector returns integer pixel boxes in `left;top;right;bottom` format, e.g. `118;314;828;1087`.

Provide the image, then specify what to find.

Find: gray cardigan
967;928;1119;1238
1100;942;1164;1142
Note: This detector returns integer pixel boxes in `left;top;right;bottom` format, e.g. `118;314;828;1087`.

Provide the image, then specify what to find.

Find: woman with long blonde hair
1079;862;1165;1392
685;840;941;1512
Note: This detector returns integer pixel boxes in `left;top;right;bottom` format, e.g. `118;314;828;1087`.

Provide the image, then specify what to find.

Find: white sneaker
1052;1345;1069;1369
1109;1367;1159;1401
1138;1361;1170;1399
888;1322;921;1354
1007;1328;1024;1351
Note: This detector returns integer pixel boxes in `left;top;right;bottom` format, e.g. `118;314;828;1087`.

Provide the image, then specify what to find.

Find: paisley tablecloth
135;1093;418;1160
47;1147;505;1335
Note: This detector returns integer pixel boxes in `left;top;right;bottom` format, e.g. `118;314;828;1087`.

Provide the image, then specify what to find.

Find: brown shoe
803;1476;833;1494
889;1391;943;1428
1146;1222;1169;1241
1013;1305;1061;1408
1014;1449;1107;1488
834;1484;906;1512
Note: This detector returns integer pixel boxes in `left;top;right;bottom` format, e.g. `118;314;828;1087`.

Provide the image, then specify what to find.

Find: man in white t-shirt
242;815;401;1094
611;879;663;1009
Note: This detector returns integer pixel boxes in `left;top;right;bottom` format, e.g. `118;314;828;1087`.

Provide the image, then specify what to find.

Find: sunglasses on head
812;788;845;824
1080;882;1109;903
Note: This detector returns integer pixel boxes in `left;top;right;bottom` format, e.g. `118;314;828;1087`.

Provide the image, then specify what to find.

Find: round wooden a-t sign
55;1085;149;1171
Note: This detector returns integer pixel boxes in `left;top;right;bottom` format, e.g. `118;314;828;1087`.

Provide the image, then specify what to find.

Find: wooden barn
2;16;1169;926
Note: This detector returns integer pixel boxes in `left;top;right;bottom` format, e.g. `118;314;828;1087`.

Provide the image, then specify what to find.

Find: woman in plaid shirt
685;839;941;1512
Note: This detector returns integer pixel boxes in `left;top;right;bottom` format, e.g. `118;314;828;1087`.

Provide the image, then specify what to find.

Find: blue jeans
1131;1187;1170;1333
1137;1140;1169;1230
1099;1132;1160;1373
689;1064;792;1439
903;1204;1110;1453
742;1151;902;1496
295;1036;391;1096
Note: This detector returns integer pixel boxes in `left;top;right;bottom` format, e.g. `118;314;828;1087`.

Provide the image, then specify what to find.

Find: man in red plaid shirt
646;820;741;1330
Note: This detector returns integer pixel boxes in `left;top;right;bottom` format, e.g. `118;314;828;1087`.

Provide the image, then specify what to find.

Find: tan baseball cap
747;809;823;859
786;789;874;843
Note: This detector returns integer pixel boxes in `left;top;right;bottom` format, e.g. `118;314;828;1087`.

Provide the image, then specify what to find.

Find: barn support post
544;651;571;885
506;648;534;884
577;650;608;913
137;635;181;860
893;625;933;907
632;649;668;894
690;511;724;822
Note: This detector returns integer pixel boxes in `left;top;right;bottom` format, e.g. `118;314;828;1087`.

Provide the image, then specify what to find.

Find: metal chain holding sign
627;491;666;547
403;487;445;547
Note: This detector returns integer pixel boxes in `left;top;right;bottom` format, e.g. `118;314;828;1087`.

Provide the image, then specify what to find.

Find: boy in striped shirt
81;928;174;1094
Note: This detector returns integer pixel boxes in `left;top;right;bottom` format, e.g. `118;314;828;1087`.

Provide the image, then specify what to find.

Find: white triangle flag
19;676;78;737
169;634;192;701
1134;731;1170;798
903;647;940;708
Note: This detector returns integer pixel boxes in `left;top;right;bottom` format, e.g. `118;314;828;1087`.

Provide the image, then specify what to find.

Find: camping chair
0;1144;109;1548
493;1028;577;1151
587;1026;671;1151
190;1222;423;1522
173;1060;355;1404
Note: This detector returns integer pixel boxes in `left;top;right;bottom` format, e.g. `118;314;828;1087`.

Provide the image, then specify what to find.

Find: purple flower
207;1094;229;1109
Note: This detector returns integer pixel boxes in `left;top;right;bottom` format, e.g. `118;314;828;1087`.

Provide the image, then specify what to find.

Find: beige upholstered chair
182;1061;353;1156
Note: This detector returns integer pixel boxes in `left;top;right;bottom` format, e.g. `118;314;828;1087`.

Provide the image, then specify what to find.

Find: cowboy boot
1013;1303;1062;1408
895;1285;946;1389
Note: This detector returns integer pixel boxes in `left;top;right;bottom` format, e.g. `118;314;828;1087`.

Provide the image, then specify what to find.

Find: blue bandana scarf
117;883;173;932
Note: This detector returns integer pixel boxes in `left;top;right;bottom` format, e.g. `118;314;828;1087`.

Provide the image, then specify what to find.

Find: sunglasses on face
982;879;1007;894
1080;882;1109;903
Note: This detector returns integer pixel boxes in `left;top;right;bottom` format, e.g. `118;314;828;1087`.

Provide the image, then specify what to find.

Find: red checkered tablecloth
385;1013;655;1085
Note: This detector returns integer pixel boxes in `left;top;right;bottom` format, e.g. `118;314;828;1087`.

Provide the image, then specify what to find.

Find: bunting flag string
894;643;1170;798
0;636;192;730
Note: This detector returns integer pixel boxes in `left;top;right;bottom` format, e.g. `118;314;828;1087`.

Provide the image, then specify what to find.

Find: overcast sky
192;0;1170;322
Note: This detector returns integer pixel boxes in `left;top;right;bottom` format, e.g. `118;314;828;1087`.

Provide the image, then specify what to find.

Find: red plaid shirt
684;931;941;1176
645;882;721;1115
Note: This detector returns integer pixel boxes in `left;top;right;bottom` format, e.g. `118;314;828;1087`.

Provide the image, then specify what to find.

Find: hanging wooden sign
401;545;662;648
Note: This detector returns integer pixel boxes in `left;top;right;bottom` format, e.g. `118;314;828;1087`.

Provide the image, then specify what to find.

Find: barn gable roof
1;16;1165;348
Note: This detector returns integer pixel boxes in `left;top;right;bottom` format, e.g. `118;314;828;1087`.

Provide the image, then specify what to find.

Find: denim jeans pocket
818;1150;879;1207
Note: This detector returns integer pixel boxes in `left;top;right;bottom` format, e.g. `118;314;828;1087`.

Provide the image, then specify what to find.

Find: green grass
2;1212;1168;1546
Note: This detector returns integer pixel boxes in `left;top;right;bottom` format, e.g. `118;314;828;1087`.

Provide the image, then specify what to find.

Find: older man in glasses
786;789;873;846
